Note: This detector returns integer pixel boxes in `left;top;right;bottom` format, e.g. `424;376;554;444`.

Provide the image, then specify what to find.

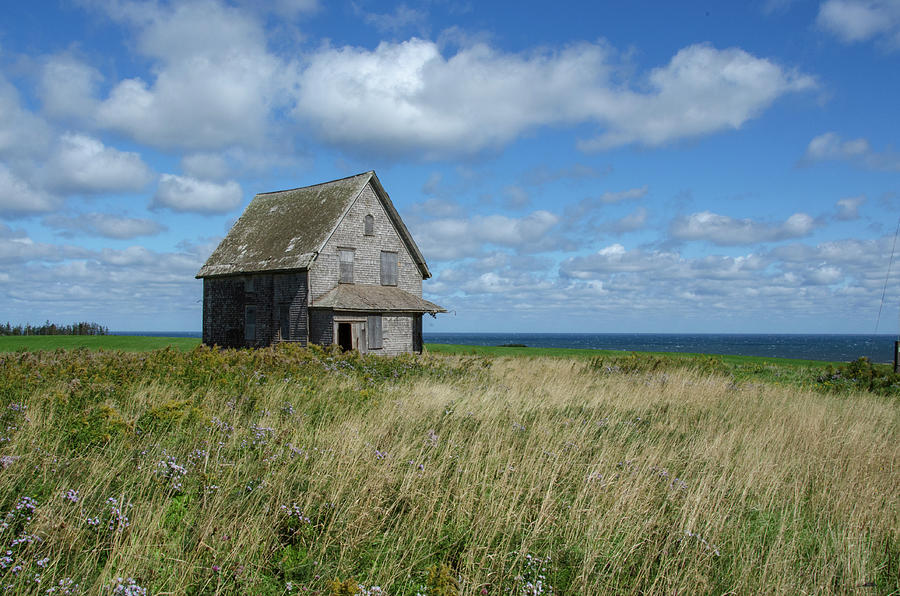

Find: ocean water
111;331;898;363
423;333;899;363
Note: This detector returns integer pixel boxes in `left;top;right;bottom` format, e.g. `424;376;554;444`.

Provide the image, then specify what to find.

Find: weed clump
817;356;900;396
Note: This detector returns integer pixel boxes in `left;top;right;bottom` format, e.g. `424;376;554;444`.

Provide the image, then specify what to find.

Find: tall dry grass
0;349;897;594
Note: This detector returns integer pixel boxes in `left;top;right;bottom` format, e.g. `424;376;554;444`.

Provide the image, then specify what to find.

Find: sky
1;0;899;334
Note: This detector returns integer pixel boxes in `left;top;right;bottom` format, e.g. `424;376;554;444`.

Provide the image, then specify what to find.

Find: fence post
895;341;899;374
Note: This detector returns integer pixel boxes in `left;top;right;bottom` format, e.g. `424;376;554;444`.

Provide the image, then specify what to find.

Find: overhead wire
875;215;900;336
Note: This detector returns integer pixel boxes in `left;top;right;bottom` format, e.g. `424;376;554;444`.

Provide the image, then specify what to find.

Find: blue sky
1;0;899;334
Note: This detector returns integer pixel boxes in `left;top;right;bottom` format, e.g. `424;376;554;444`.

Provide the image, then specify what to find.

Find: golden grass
2;353;897;594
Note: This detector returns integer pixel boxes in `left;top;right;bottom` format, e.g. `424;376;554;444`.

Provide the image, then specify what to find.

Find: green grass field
0;343;895;594
0;335;863;393
0;335;201;352
0;334;843;367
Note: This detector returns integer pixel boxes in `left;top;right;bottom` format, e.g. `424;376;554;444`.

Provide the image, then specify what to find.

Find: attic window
339;249;354;283
380;251;398;286
364;214;374;236
244;276;254;292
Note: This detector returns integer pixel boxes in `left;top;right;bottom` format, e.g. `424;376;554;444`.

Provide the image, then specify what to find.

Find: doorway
337;322;353;351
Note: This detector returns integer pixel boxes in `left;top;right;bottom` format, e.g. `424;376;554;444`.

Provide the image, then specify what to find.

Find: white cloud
577;44;816;150
802;132;900;171
181;153;231;180
606;207;648;234
0;76;53;159
0;227;90;264
835;195;865;220
596;186;649;204
49;133;153;193
94;0;288;150
670;210;818;245
38;54;102;120
152;174;243;213
503;185;530;208
523;163;611;186
43;213;166;239
360;3;428;34
294;39;813;157
0;165;60;217
414;210;560;260
561;244;681;277
816;0;900;46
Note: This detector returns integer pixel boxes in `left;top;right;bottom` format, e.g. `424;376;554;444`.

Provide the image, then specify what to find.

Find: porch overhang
311;284;446;315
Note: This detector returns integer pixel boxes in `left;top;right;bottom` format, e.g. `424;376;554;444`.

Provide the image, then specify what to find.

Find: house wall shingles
203;272;308;348
382;314;414;355
309;310;333;346
309;182;422;302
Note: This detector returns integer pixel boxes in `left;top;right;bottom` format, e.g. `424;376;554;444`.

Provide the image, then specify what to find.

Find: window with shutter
339;249;354;283
364;214;374;236
279;304;290;340
367;315;383;349
245;306;256;341
380;251;398;286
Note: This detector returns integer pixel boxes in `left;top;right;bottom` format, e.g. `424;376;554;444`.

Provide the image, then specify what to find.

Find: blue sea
112;331;899;363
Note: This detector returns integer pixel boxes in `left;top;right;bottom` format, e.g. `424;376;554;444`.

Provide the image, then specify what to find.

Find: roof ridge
256;171;373;197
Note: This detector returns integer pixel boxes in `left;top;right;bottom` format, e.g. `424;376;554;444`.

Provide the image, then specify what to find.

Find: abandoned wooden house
196;171;445;354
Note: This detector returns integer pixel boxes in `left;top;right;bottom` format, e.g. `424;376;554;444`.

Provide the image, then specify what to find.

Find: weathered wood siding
309;182;422;301
202;272;308;348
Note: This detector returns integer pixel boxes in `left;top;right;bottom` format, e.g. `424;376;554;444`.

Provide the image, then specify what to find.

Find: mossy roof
196;171;431;278
311;284;446;314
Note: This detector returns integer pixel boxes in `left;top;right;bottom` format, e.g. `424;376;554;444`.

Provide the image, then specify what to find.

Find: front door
337;322;352;351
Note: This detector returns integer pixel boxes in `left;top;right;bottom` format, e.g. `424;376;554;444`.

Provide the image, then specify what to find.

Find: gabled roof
196;171;431;279
311;284;446;314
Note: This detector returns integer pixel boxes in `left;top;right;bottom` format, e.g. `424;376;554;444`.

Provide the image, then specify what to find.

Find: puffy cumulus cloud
93;0;289;150
0;165;60;217
561;244;681;277
49;133;153;193
835;195;865;220
43;212;166;239
38;54;102;120
816;0;900;46
0;76;53;159
294;39;813;157
413;210;561;260
669;210;818;245
577;44;816;150
181;153;231;181
802;132;900;171
152;174;243;213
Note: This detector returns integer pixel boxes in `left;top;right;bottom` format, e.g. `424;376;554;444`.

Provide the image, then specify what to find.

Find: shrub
816;357;900;396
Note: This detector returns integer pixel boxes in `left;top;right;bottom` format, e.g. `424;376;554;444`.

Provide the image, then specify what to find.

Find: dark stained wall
309;310;333;346
202;271;308;348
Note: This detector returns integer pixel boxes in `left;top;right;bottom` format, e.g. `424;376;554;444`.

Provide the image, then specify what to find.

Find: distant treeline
1;321;109;336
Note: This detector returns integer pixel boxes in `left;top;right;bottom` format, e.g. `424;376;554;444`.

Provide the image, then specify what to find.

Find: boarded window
245;306;256;341
279;304;290;340
367;315;383;349
339;249;354;283
244;276;254;292
364;214;374;236
380;251;398;286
